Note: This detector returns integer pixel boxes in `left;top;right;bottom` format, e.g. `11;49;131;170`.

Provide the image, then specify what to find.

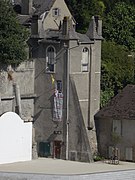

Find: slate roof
39;28;79;41
13;0;56;15
95;85;135;120
77;33;94;43
17;15;31;26
14;0;97;42
33;0;55;15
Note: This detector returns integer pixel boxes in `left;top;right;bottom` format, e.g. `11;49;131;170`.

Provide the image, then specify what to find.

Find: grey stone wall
0;61;36;158
0;61;35;120
33;42;67;159
95;117;135;161
33;37;101;161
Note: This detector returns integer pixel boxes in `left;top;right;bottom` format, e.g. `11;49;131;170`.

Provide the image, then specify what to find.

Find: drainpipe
66;47;70;160
62;16;70;160
13;83;22;118
88;44;94;130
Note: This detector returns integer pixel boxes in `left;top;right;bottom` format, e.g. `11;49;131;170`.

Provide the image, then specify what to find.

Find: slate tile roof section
17;15;31;26
95;84;135;120
33;0;56;15
13;0;56;15
77;33;94;43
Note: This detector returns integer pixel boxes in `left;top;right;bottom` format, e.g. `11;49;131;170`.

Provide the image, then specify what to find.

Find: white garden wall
0;112;32;164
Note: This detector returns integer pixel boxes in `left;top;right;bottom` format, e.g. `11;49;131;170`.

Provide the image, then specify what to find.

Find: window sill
46;71;55;74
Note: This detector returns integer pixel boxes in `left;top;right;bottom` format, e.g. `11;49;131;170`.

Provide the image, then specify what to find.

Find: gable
41;0;75;31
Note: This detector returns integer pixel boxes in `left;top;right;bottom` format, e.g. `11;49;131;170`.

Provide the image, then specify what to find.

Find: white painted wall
0;112;32;164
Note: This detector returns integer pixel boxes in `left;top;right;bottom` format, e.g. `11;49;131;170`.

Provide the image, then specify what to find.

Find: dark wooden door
53;141;61;159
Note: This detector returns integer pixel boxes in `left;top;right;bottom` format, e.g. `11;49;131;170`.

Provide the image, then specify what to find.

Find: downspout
66;47;70;160
88;44;94;130
13;83;22;118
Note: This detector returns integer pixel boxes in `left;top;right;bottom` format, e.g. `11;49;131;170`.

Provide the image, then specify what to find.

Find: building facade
95;85;135;162
9;0;103;162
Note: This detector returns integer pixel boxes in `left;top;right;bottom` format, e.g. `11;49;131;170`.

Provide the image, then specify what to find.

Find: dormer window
46;46;56;72
52;8;60;17
81;47;89;72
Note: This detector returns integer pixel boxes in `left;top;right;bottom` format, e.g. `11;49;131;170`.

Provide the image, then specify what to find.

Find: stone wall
0;61;37;159
0;61;35;119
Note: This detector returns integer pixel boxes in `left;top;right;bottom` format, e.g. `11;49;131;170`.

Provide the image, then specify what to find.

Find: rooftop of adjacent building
95;84;135;120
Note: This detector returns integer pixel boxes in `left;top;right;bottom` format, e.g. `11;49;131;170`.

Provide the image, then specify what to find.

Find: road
0;158;135;179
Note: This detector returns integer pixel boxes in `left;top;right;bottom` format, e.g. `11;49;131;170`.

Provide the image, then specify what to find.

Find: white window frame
81;47;89;72
52;8;60;17
46;46;56;73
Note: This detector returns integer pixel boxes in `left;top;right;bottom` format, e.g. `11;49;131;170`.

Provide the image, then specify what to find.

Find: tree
101;41;134;107
103;2;135;51
102;0;135;13
0;0;29;66
65;0;105;33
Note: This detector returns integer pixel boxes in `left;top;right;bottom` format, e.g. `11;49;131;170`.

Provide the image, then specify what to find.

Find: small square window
52;8;60;16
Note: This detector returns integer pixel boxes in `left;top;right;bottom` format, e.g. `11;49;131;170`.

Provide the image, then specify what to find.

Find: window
126;147;133;161
112;120;122;136
81;47;89;72
46;46;55;72
57;80;62;93
52;8;60;17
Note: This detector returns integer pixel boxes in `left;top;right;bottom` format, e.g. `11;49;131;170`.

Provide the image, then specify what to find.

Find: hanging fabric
53;91;63;121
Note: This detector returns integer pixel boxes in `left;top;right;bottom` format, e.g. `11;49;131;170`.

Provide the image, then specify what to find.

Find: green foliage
95;1;106;16
0;0;29;66
65;0;105;33
102;0;134;13
103;2;135;51
93;152;104;161
101;41;134;107
100;89;114;108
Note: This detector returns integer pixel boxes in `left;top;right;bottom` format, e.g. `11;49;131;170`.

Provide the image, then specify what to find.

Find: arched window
81;47;89;72
46;46;55;72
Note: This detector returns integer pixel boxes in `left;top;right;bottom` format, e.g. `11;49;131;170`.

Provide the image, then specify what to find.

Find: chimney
31;15;38;37
62;16;69;36
94;15;102;36
86;16;102;39
21;0;33;15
